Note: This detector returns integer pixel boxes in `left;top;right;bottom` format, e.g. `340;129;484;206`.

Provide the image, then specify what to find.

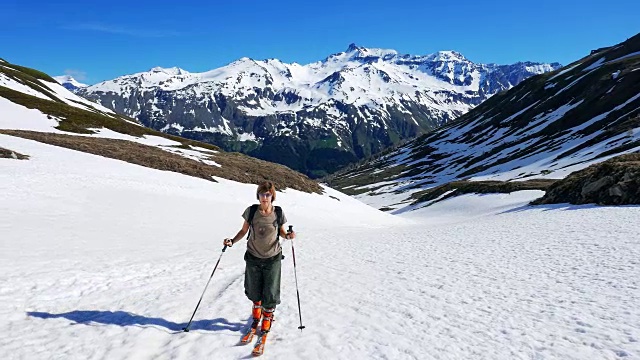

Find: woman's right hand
223;238;233;247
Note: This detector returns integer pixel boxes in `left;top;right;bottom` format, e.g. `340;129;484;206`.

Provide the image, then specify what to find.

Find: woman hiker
223;181;296;352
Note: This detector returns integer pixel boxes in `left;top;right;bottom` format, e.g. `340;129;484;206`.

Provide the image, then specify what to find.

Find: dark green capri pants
244;251;282;309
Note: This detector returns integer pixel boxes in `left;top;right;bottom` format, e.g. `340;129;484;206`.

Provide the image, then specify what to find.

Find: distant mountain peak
341;45;473;64
148;66;187;75
340;44;399;61
53;75;88;90
431;50;468;62
346;43;361;52
54;74;76;82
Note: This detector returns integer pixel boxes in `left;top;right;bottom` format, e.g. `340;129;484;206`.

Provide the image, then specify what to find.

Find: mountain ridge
75;45;560;177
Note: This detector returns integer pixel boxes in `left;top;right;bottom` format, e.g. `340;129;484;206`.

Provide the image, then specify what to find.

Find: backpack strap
274;206;283;241
246;204;259;240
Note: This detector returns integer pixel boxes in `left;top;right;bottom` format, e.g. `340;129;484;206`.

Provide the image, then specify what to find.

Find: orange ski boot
252;308;274;356
240;301;262;344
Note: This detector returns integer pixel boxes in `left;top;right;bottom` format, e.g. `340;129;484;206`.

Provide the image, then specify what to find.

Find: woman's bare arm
224;221;250;246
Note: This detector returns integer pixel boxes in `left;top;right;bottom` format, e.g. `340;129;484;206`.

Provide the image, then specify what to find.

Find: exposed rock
0;147;29;160
532;153;640;205
581;176;614;197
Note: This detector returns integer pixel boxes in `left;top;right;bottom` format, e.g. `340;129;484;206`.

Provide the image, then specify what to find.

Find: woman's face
258;191;272;206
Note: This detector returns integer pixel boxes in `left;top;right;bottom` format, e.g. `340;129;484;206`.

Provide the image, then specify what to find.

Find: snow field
1;135;639;359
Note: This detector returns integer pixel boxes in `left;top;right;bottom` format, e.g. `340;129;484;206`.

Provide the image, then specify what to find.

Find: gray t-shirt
243;205;287;259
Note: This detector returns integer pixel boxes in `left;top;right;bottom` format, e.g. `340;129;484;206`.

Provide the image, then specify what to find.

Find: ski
240;327;257;345
251;332;269;356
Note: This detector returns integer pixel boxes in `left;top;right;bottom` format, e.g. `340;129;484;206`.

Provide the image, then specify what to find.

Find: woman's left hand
286;231;296;240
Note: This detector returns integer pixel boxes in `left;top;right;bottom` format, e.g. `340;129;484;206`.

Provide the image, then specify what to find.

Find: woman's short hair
256;181;277;202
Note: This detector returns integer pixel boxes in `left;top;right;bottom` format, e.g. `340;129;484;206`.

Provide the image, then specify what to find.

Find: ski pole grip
222;245;228;252
288;225;293;233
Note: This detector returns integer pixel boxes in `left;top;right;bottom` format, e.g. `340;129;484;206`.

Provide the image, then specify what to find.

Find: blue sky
1;0;638;84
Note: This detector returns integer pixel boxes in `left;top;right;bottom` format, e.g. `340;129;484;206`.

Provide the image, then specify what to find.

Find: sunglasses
258;192;272;198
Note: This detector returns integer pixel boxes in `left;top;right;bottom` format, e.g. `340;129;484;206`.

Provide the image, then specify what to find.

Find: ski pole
289;225;305;331
182;245;227;332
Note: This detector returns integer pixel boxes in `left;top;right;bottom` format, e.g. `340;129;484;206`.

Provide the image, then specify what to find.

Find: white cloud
64;23;182;38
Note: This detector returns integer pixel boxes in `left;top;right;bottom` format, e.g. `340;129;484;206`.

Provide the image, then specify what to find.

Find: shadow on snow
500;202;640;214
27;310;246;333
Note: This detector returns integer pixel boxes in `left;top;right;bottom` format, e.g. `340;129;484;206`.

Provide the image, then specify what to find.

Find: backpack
246;204;284;241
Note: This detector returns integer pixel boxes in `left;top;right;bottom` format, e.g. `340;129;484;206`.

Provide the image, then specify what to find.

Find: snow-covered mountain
327;34;640;211
53;75;88;91
77;45;561;177
0;57;320;193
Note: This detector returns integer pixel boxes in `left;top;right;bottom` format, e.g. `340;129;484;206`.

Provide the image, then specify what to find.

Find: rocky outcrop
532;153;640;205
